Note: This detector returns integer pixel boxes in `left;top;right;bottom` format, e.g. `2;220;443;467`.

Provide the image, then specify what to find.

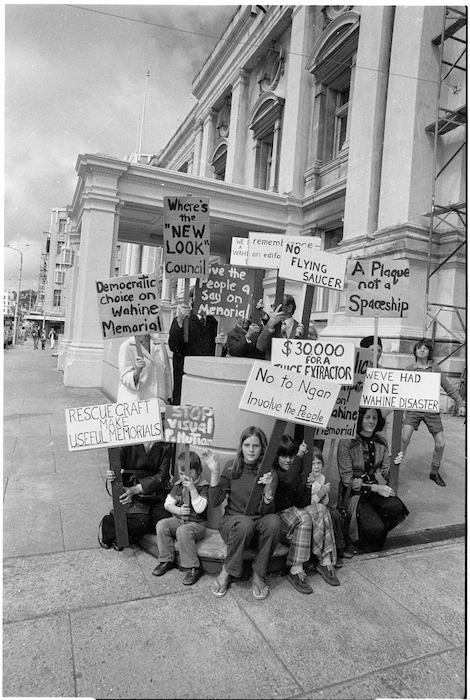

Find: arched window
211;141;228;181
249;91;284;192
307;11;360;163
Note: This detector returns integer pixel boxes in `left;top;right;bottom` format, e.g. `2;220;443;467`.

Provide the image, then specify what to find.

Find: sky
4;2;237;290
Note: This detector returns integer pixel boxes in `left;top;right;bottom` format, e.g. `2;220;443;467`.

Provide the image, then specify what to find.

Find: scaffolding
423;6;466;403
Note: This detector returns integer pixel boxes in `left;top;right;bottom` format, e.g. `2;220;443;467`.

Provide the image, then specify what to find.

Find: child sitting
153;450;209;585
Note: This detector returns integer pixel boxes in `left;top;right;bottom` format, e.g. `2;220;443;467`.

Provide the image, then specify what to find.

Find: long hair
357;407;385;435
413;338;433;362
310;446;325;468
273;435;296;469
231;426;267;479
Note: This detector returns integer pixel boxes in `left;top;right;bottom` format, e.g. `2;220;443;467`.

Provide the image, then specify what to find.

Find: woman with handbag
337;407;409;552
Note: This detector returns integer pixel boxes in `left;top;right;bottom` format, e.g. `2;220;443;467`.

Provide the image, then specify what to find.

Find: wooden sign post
108;446;129;549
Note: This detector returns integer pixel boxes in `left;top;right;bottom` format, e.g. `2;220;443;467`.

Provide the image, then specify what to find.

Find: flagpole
137;71;150;161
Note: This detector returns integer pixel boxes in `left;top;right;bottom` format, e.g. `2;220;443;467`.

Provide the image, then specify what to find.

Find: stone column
63;184;122;387
192;120;204;176
278;5;313;196
342;5;395;239
225;69;249;184
198;109;217;178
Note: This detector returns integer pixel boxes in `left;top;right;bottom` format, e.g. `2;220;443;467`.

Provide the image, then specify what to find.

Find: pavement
3;341;466;699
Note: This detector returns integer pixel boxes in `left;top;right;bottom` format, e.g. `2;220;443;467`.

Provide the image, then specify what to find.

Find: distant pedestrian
31;325;39;350
49;328;57;350
40;329;46;350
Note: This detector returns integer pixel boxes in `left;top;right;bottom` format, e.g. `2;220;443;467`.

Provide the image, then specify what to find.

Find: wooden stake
108;447;129;548
388;410;403;495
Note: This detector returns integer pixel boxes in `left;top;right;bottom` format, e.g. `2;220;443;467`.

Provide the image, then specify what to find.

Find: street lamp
5;245;23;345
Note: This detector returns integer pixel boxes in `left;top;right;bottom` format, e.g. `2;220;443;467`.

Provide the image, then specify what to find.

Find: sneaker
287;570;313;594
182;567;203;586
152;560;176;577
315;563;340;586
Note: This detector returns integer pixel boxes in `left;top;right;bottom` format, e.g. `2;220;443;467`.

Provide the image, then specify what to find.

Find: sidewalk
3;343;466;699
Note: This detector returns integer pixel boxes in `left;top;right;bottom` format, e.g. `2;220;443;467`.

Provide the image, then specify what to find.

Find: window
53;289;62;307
249;92;284;192
57;240;64;256
314;226;344;313
334;86;349;156
211;142;228;181
58;219;66;233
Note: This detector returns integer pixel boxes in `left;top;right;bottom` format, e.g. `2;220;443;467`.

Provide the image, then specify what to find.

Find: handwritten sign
164;405;215;446
345;258;410;317
247;232;283;269
316;349;369;439
272;339;355;385
163;196;210;278
96;274;161;339
65;399;162;451
279;239;346;289
230;237;249;267
239;361;341;428
192;264;255;319
361;368;440;412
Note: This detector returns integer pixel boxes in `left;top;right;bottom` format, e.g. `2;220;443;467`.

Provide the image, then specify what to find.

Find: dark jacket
273;456;303;512
169;313;218;360
120;442;173;507
226;325;265;359
167;479;209;523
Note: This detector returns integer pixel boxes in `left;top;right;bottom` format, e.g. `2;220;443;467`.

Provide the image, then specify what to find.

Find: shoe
315;563;340;586
430;473;446;487
342;545;355;559
252;582;269;600
112;542;124;551
335;556;343;569
182;567;203;586
152;560;176;577
212;578;229;597
287;570;313;594
98;518;112;549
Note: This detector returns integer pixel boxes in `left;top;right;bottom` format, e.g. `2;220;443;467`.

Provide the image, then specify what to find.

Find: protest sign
247;232;283;269
164;405;215;446
65;399;162;451
316;349;370;439
345;258;411;318
360;368;440;412
163;196;210;278
192;264;256;319
230;237;249;267
272;338;356;385
279;238;346;289
239;361;341;428
96;273;161;339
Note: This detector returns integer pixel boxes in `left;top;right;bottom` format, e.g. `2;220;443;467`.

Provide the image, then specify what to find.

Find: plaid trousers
280;503;337;567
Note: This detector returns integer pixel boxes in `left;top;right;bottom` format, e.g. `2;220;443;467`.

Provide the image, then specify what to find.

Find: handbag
337;481;353;540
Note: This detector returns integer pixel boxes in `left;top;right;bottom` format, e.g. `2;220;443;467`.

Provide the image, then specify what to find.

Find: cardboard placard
345;258;411;317
163;196;210;278
316;349;369;439
247;232;283;269
96;274;160;339
230;237;249;267
65;399;163;451
164;405;215;446
271;338;356;385
279;240;346;289
360;368;441;412
192;264;256;319
239;361;341;428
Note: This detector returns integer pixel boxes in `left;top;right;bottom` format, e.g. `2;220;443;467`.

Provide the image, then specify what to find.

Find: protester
204;426;281;600
359;335;383;366
40;329;46;350
49;328;57;350
337;407;409;551
256;295;306;358
401;338;465;487
153;450;209;585
226;315;264;359
99;440;173;549
273;437;340;592
117;333;172;410
168;298;218;404
31;324;39;350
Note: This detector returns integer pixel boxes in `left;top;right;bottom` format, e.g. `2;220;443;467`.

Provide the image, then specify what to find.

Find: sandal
252;583;269;600
212;578;229;597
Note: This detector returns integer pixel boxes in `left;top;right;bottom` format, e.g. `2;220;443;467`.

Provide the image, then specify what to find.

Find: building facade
62;5;466;397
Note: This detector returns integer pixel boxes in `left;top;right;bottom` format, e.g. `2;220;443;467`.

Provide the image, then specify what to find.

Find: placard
360;368;440;412
164;405;215;446
316;349;370;439
163;196;210;278
279;240;346;289
230;237;249;267
96;273;161;339
272;338;356;385
247;232;283;269
239;361;341;428
192;264;256;319
345;258;410;318
65;399;162;451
